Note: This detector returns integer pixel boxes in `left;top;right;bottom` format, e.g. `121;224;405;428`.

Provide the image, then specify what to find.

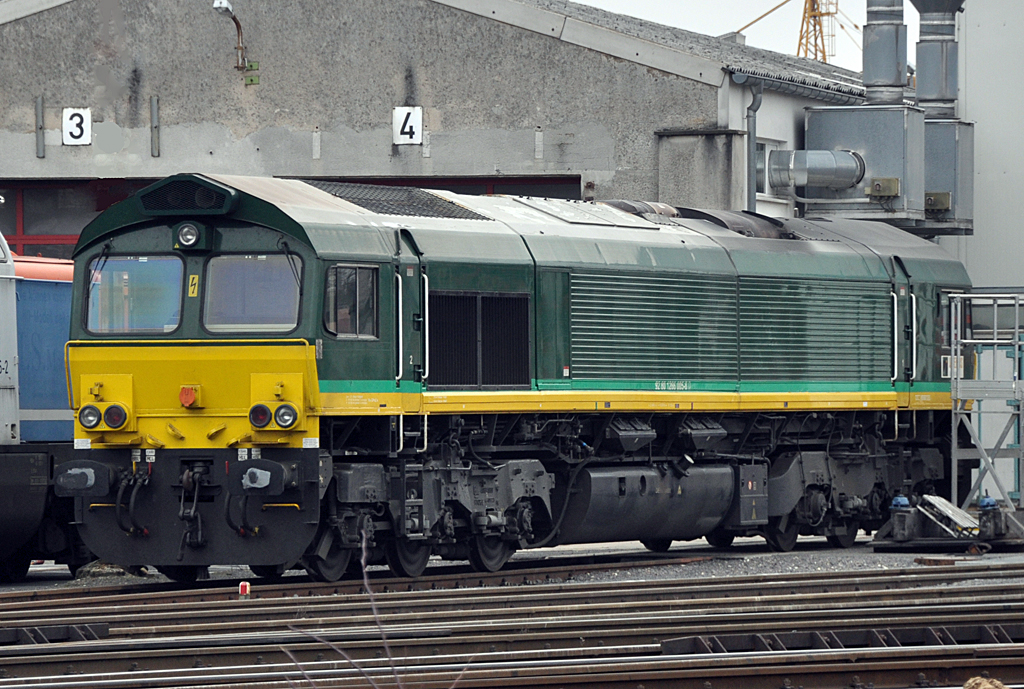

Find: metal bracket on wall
35;96;44;158
150;96;160;157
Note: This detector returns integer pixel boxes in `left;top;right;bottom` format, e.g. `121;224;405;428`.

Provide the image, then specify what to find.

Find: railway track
1;560;1023;688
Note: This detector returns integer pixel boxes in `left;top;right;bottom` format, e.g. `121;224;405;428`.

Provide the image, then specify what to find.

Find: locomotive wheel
468;535;515;573
304;546;353;583
825;520;860;549
384;538;432;578
156;565;206;583
765;515;799;552
640;539;673;553
303;525;355;582
705;530;735;549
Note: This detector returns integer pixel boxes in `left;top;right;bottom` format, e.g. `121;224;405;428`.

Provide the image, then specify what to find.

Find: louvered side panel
570;273;738;380
429;294;478;387
481;294;531;387
739;278;892;381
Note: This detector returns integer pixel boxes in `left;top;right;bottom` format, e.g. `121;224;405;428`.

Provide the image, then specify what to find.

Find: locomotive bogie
55;174;973;577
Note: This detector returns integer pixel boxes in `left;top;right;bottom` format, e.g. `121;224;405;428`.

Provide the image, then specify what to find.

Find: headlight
79;405;102;429
103;404;128;429
177;223;200;247
274;404;298;429
249;404;272;428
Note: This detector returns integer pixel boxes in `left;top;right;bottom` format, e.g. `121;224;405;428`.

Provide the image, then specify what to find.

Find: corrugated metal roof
441;0;866;100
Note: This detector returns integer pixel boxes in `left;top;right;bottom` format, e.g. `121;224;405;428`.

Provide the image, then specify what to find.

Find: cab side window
325;265;377;338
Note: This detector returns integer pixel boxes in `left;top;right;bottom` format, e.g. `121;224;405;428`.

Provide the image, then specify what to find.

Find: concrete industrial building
938;1;1023;290
1;0;1020;293
0;0;867;257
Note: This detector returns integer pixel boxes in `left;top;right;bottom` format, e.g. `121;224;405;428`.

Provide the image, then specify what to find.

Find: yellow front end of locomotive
66;340;320;450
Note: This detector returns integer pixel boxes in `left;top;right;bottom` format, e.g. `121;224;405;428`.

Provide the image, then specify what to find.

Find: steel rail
3;643;1024;689
5;599;1024;678
7;580;1024;637
4;567;1021;625
0;554;714;607
4;562;1024;686
3;558;1022;620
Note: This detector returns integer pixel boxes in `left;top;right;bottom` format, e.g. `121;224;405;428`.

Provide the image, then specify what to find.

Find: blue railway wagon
0;241;86;581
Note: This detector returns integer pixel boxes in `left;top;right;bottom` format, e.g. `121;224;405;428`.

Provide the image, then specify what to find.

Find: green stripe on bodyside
739;381;894;393
321;378;949;395
541;379;738;392
544;379;894;393
896;382;952;393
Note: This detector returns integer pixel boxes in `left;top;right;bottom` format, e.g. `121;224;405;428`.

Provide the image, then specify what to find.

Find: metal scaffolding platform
950;293;1024;514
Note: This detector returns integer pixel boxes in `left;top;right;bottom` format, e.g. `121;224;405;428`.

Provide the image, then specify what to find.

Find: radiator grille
429;294;478;387
304;181;491;220
429;292;530;388
481;295;531;386
738;278;892;380
570;272;738;380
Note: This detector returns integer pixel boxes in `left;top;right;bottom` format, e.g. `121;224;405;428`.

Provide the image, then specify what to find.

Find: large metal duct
767;150;866;190
863;0;908;105
909;0;965;118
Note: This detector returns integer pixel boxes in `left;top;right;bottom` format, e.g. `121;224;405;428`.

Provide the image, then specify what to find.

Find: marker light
274;404;298;429
177;223;200;247
103;404;128;429
79;405;102;429
249;404;272;428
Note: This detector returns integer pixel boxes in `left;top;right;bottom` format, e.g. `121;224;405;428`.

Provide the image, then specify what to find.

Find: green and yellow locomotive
56;174;971;581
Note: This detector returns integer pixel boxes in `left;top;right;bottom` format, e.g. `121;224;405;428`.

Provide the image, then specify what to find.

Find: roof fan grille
140;181;227;213
304;180;491;221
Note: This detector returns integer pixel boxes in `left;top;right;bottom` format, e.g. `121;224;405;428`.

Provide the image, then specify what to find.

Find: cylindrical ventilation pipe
863;0;908;105
908;0;965;119
767;150;866;190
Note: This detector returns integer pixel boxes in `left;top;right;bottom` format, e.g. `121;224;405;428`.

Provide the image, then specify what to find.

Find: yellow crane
797;0;837;62
737;0;860;64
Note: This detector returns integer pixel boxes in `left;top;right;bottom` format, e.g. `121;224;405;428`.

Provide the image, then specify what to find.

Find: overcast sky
575;0;922;72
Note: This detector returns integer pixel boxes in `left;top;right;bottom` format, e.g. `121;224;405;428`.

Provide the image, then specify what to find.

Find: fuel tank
556;464;735;544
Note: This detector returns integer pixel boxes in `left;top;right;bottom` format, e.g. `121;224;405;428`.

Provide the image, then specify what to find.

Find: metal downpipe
731;73;764;213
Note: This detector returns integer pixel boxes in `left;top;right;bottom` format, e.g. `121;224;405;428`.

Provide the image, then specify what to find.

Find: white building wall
939;1;1024;289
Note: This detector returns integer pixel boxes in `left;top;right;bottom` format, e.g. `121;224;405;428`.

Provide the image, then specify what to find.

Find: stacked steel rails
1;563;1024;688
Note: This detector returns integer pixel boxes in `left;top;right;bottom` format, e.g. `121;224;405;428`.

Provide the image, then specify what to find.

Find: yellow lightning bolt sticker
188;274;199;297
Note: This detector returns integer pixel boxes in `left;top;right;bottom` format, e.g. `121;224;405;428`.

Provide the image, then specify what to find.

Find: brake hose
114;475;133;534
128;477;149;536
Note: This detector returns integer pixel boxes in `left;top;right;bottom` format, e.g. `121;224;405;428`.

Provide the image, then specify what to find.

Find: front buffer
58;446;323;570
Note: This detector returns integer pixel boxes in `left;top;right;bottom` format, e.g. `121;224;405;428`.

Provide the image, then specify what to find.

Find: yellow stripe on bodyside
737;392;896;411
318;392;421;414
906;391;953;410
320;390;915;415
